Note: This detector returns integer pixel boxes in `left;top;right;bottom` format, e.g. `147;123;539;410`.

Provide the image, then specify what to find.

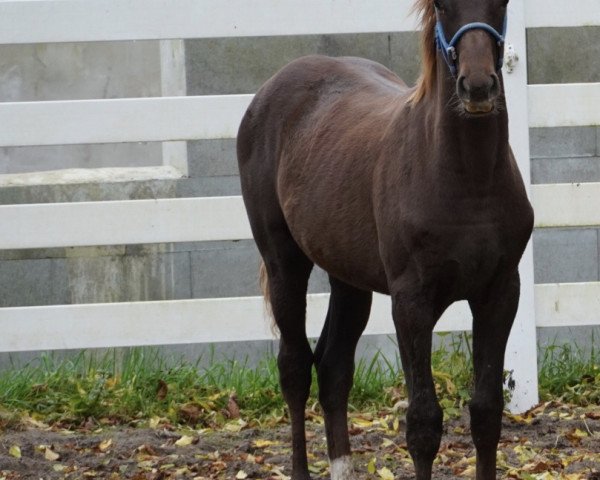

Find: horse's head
434;0;508;114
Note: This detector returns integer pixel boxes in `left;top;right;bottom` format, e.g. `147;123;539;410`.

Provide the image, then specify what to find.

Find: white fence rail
1;82;599;147
0;0;594;45
524;0;600;28
2;184;599;249
528;83;600;128
0;0;418;44
1;282;599;353
0;96;253;147
0;0;598;411
0;197;250;249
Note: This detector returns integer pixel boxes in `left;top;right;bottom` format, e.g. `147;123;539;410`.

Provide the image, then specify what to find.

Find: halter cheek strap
435;11;508;76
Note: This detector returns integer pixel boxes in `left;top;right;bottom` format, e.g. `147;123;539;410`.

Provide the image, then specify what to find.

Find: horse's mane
408;0;438;104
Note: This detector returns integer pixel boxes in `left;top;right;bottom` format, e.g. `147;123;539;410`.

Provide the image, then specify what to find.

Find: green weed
0;332;596;428
538;333;599;406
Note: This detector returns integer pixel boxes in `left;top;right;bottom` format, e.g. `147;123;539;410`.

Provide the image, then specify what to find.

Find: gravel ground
0;402;598;479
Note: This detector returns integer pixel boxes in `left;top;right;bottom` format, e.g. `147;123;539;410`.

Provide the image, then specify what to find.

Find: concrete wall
0;41;162;174
0;26;599;366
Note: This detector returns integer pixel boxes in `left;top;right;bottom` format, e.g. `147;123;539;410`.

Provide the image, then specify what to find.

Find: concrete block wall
530;127;600;285
0;41;162;174
0;25;599;366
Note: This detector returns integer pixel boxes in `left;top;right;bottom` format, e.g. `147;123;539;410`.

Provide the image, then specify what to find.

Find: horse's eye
434;0;443;10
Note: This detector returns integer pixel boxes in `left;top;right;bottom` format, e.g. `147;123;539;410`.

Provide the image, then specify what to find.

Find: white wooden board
0;183;591;250
0;282;596;352
535;282;600;328
0;95;253;147
0;293;465;352
528;83;600;128
532;183;600;228
0;197;252;249
0;0;593;46
0;0;417;45
0;82;597;148
525;0;600;28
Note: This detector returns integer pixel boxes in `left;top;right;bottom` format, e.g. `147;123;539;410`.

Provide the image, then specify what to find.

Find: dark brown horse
237;0;533;478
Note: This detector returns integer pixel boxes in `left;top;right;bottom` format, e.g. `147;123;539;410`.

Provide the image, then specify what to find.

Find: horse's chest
449;226;504;278
408;217;513;298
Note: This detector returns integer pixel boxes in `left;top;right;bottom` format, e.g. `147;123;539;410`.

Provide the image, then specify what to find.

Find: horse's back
238;54;411;175
240;55;408;136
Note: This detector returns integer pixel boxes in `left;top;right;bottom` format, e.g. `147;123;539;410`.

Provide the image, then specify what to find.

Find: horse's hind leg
316;276;372;480
468;271;520;480
262;240;314;480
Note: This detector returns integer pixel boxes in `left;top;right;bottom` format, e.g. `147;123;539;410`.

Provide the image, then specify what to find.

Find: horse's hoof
291;471;313;480
330;456;357;480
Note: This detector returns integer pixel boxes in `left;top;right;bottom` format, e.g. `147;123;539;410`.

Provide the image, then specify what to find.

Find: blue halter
434;10;508;76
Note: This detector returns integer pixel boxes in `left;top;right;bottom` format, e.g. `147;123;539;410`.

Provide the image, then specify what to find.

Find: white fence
0;0;599;412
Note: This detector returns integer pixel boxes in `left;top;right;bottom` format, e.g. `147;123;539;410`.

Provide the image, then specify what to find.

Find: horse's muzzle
457;73;500;114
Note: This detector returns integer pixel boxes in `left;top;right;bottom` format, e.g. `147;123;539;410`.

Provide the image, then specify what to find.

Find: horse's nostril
490;74;500;97
457;76;468;96
460;74;497;102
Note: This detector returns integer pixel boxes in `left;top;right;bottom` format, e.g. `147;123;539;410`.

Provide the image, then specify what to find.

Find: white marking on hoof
330;456;357;480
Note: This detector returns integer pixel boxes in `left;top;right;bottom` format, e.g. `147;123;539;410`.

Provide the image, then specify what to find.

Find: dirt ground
0;403;598;479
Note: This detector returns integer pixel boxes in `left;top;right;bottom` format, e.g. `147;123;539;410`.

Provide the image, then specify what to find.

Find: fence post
160;39;189;176
503;0;539;413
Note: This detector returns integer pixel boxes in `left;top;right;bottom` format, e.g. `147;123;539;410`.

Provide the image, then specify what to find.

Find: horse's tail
259;260;278;334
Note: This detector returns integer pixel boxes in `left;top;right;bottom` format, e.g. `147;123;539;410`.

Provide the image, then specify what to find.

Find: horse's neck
431;70;510;192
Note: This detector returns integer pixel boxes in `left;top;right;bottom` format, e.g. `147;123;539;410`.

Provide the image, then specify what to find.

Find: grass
538;332;600;406
0;333;597;429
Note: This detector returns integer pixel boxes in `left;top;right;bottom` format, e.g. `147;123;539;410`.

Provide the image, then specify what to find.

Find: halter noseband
434;10;508;76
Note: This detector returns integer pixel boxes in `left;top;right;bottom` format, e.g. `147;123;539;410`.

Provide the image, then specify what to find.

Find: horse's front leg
468;271;521;480
392;292;443;480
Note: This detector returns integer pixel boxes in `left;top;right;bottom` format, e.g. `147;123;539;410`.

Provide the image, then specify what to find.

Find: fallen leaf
149;416;161;428
156;379;168;400
505;412;534;425
522;461;551;473
224;419;248;432
269;466;291;480
460;465;476;477
367;458;377;474
236;470;248;479
137;444;158;456
180;403;201;424
352;417;375;428
175;435;194;447
381;438;395;448
98;438;112;452
44;447;60;461
393;400;409;411
253;439;280;448
228;394;241;419
378;466;394;480
9;445;21;458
